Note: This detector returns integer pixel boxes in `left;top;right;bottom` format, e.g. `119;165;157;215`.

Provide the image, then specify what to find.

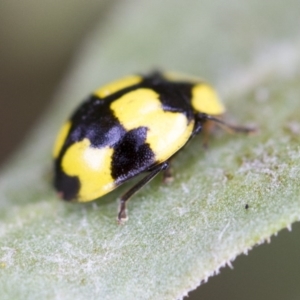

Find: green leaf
1;0;300;299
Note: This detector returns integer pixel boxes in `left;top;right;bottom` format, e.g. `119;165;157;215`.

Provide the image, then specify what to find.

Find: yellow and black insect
53;71;252;222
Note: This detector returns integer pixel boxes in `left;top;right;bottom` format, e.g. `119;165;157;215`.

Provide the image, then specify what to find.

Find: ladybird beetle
53;71;253;222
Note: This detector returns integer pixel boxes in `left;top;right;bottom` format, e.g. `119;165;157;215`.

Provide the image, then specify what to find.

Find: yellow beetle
53;71;253;222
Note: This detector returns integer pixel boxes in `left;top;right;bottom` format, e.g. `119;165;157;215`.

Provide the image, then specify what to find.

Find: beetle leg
163;163;174;184
118;161;169;223
195;113;256;134
201;120;221;148
191;119;202;137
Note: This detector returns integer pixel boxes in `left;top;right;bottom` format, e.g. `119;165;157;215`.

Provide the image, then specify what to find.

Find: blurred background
0;0;109;166
0;1;299;299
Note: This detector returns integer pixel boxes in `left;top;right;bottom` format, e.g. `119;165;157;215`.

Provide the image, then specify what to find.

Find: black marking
111;127;155;184
142;72;194;121
68;96;127;149
54;162;80;201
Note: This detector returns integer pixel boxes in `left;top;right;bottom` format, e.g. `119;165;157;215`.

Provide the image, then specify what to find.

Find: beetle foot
163;166;174;184
117;202;128;224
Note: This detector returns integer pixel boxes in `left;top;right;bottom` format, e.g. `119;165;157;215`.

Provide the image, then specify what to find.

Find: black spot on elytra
54;162;80;201
68;96;127;149
142;72;194;121
111;127;155;184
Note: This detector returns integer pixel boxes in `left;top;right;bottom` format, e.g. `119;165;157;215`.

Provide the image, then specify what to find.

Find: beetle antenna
197;113;256;134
